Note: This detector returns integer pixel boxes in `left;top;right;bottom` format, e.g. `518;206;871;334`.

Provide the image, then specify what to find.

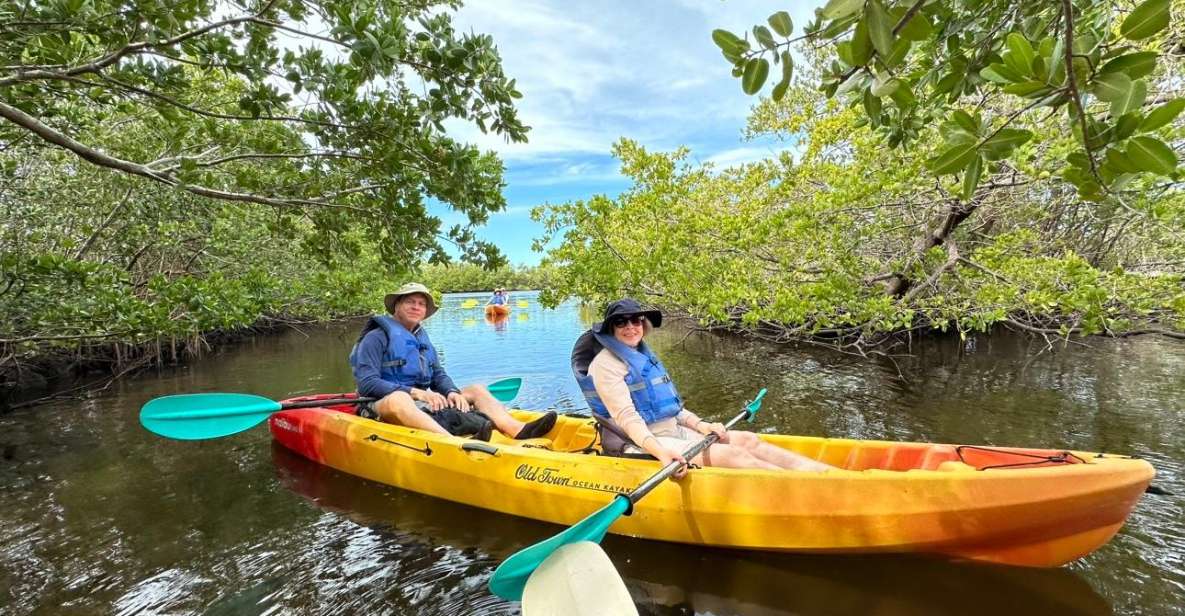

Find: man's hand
412;388;448;411
446;390;471;412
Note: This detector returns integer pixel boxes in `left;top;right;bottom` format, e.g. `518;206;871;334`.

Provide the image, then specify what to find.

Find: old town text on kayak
515;464;629;495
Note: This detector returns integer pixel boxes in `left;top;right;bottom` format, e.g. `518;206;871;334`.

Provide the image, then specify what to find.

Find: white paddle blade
520;541;637;616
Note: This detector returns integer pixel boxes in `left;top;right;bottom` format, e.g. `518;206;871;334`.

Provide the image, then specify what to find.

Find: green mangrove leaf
1121;0;1170;41
1126;136;1177;174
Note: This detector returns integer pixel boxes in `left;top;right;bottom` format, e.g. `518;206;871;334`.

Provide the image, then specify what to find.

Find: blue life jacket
570;329;683;424
348;315;438;388
490;295;506;305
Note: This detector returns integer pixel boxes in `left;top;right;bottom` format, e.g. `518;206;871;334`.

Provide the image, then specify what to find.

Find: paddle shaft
283;377;521;410
283;396;375;410
626;407;751;504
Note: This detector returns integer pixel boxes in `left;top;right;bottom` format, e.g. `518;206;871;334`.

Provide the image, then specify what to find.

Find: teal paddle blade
489;495;631;601
488;377;523;402
744;388;767;420
140;393;282;440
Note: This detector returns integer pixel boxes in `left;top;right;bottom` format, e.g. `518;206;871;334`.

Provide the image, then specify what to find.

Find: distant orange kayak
485;304;510;317
270;395;1155;568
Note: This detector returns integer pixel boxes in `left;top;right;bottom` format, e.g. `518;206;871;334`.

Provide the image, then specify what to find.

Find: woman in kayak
573;298;833;472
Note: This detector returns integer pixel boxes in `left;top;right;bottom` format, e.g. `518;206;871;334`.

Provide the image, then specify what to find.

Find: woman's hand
696;421;728;442
412;388;448;411
446;390;470;412
644;436;688;479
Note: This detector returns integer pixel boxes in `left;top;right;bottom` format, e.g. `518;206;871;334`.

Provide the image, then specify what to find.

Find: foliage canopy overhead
1;0;528;267
715;0;1183;203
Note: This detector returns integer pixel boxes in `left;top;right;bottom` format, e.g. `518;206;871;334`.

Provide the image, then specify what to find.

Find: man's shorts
357;399;493;441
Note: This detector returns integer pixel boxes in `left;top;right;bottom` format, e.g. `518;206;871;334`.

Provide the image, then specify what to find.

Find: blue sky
438;1;821;265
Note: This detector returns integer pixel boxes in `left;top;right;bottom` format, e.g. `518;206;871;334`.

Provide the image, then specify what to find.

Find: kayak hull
485;304;510;317
269;395;1154;567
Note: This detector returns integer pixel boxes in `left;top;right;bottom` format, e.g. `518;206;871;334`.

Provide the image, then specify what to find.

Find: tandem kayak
269;394;1154;567
485;304;510;317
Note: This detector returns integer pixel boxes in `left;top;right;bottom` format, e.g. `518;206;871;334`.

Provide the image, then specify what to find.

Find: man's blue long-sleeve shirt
351;327;460;399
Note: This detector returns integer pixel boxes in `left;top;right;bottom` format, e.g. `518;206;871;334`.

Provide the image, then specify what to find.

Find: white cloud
440;1;825;263
513;169;624;187
702;145;779;167
449;1;811;161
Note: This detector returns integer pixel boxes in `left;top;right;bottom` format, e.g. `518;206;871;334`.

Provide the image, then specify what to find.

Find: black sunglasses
611;315;646;328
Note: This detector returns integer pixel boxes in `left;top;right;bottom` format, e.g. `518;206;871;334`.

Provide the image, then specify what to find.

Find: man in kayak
572;298;833;472
350;282;556;440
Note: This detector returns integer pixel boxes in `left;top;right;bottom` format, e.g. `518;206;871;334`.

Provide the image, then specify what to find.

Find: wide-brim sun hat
384;282;438;318
593;298;663;333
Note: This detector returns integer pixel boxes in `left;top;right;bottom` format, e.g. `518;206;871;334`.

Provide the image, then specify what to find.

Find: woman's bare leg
657;436;781;470
727;431;834;471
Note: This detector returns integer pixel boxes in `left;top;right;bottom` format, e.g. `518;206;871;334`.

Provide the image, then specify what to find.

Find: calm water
1;291;1183;615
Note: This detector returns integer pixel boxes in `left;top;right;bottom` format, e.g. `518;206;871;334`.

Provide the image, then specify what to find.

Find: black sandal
516;411;557;439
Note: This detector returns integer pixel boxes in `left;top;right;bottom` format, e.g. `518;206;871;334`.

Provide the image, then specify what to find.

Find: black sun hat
593;298;663;333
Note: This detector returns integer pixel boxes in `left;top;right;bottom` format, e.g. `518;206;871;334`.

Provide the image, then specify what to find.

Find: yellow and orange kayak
270;394;1154;567
485;304;510;317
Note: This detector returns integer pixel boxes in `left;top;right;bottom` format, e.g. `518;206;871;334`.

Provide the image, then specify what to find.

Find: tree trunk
883;198;979;298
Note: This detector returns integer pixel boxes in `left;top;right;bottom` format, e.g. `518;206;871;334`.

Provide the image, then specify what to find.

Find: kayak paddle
488;388;766;601
487;376;523;402
140;377;523;441
519;541;638;615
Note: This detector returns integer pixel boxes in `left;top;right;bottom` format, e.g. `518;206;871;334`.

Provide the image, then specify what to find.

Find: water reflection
272;444;1110;616
486;313;510;331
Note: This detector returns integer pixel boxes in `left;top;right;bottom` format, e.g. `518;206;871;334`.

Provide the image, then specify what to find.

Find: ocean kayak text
514;464;629;495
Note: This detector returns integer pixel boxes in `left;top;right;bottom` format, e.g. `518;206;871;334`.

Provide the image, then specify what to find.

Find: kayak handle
461;442;500;455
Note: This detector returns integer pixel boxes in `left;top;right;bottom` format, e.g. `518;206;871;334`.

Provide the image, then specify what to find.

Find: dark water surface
2;292;1182;615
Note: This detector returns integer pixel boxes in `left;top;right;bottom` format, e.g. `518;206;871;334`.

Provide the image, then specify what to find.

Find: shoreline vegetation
533;138;1185;360
0;263;553;407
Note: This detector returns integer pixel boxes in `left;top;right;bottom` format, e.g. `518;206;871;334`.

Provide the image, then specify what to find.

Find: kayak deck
270;394;1154;568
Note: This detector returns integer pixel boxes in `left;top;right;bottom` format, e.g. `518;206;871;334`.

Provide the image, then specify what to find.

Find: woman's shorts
622;422;697;456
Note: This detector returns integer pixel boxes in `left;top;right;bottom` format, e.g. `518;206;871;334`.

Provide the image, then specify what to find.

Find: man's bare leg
461;383;556;439
375;391;449;435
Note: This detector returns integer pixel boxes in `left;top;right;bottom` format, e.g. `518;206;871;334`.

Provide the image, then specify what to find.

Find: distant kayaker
486;288;508;306
350;282;556;441
572;298;833;473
